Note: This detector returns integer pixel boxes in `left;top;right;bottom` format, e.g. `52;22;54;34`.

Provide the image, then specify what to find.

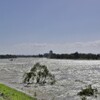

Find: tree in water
23;63;56;85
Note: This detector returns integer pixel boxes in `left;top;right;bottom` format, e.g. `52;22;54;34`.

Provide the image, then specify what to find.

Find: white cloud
0;40;100;54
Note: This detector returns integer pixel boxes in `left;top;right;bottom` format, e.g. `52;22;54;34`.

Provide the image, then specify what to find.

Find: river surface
0;58;100;100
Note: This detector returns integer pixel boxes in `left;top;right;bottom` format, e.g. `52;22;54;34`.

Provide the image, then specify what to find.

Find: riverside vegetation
0;83;36;100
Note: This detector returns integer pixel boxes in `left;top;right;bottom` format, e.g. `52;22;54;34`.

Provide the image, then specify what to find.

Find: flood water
0;58;100;100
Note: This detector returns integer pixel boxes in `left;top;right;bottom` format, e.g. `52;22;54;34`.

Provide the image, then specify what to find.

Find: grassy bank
0;83;36;100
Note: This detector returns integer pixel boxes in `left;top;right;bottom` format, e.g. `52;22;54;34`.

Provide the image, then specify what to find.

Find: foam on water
0;58;100;100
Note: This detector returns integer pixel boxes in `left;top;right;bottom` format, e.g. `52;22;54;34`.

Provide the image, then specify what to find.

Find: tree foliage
23;63;56;85
44;51;100;60
78;85;98;96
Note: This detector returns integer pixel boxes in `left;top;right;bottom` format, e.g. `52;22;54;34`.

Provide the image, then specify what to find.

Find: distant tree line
1;51;100;60
44;51;100;60
0;54;17;59
0;54;43;59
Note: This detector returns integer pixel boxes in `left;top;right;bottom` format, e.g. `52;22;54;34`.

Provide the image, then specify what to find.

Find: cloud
0;40;100;54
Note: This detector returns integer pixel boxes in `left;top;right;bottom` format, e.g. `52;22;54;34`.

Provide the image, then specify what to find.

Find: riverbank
0;83;36;100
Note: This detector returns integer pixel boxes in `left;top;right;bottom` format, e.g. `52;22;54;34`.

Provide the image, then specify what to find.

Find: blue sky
0;0;100;54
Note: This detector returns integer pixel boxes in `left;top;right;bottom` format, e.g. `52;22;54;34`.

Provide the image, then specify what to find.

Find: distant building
48;50;53;58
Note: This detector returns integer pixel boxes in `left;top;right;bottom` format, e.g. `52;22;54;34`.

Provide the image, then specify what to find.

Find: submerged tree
78;85;98;97
23;63;56;85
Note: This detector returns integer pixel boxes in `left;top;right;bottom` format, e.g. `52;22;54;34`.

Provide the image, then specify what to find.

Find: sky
0;0;100;54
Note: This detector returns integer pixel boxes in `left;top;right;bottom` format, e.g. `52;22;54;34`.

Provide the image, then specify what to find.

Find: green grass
0;83;36;100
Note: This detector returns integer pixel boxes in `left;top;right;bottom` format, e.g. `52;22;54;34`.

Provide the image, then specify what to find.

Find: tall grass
0;83;36;100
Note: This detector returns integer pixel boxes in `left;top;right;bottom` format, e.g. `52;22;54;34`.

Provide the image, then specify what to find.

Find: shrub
23;63;56;85
78;85;98;96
